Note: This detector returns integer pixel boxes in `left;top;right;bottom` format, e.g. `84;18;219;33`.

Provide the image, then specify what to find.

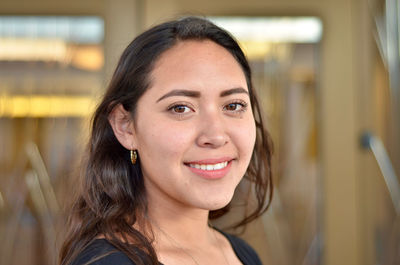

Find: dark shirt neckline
93;229;244;265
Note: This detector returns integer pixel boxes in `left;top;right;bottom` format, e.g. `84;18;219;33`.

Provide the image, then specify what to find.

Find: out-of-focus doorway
0;16;104;265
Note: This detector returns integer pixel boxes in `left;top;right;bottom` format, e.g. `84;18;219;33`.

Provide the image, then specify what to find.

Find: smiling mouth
187;161;229;171
184;159;233;179
185;158;234;180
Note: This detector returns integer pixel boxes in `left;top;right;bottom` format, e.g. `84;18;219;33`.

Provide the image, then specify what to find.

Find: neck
142;192;232;265
147;197;213;247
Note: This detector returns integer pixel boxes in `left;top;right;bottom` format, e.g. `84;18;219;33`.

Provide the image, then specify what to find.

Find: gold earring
130;150;137;164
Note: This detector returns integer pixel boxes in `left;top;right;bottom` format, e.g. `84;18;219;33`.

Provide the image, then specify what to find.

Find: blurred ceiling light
0;38;104;70
209;16;323;43
0;38;67;61
0;95;96;117
0;16;103;44
239;41;292;60
69;45;104;71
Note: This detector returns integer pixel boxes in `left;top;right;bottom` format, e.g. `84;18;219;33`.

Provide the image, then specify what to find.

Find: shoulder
220;231;263;265
70;239;135;265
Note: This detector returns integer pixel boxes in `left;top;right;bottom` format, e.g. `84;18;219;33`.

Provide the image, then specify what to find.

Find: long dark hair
59;16;273;265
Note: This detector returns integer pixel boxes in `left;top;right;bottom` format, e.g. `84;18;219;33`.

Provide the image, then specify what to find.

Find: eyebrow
220;87;249;97
156;87;249;102
156;90;200;102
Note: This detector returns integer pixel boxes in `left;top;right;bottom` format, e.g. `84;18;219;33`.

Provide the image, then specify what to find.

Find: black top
71;231;263;265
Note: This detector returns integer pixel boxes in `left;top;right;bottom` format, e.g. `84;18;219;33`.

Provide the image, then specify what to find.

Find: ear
108;104;137;150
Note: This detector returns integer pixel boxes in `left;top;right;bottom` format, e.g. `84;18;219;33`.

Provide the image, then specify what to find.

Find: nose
196;112;229;148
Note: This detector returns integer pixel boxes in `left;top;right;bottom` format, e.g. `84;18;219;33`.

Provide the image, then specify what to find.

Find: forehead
147;40;248;94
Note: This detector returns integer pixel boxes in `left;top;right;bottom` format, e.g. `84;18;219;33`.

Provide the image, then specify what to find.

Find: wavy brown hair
59;16;273;265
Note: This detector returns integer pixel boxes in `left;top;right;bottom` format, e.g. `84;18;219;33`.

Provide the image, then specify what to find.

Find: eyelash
167;102;194;115
223;100;248;114
167;100;248;116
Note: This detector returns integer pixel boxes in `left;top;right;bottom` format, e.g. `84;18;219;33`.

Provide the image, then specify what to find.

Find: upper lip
184;157;234;165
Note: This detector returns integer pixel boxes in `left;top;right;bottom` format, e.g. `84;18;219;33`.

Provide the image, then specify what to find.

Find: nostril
196;134;229;148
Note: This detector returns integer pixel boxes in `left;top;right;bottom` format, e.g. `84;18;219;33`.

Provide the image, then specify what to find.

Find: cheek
137;119;195;161
234;118;257;159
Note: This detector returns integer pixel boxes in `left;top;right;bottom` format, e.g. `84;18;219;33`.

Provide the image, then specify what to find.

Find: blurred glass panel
209;17;322;43
0;16;103;265
0;16;103;43
211;16;322;265
369;0;400;263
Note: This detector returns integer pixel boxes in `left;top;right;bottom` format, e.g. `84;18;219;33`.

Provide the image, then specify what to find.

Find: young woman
59;16;273;265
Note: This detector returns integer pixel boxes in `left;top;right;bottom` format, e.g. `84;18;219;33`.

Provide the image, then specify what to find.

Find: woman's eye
224;102;247;112
169;105;192;114
225;103;240;111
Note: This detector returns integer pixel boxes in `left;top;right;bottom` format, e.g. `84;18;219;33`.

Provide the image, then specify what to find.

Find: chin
196;192;234;211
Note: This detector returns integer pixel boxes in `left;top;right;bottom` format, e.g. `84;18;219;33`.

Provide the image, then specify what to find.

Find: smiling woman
59;17;273;265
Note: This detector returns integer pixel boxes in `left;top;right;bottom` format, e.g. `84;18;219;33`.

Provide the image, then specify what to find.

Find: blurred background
0;0;399;264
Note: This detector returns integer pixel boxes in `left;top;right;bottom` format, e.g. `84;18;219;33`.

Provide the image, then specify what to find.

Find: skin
110;40;256;265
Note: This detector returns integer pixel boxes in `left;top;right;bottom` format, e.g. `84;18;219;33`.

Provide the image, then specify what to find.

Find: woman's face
133;40;256;211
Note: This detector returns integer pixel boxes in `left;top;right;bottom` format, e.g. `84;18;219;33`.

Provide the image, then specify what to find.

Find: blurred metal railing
0;142;59;265
369;0;400;177
361;132;400;214
361;132;400;265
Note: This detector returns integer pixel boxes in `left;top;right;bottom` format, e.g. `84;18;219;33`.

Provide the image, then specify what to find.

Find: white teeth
188;161;229;171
